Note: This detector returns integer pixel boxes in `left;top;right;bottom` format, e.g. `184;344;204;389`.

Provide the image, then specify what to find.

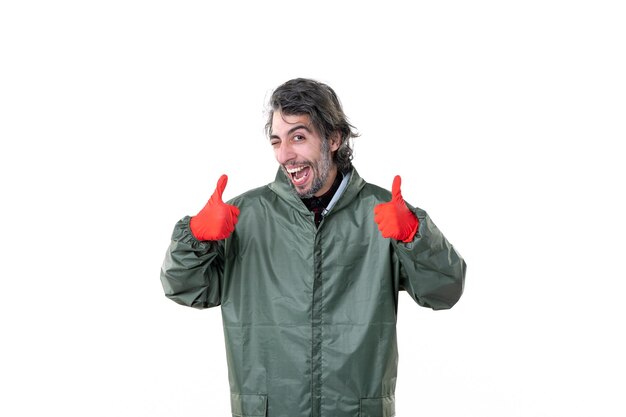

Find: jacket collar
268;167;366;216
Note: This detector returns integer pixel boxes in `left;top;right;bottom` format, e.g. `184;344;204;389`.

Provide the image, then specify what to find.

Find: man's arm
160;216;225;309
392;208;466;310
160;175;239;309
374;175;466;310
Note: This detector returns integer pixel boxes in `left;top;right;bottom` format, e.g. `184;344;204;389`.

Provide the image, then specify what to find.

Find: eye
270;139;280;147
293;134;305;142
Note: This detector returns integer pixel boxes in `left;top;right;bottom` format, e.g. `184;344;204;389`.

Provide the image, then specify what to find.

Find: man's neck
301;172;343;226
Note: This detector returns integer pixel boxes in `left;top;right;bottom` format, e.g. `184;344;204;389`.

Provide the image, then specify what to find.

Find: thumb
210;174;228;203
391;175;402;202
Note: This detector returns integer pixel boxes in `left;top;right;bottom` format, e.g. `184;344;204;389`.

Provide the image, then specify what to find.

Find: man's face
270;111;339;198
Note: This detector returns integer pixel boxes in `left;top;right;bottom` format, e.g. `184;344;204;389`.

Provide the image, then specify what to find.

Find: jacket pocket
230;393;267;417
360;395;395;417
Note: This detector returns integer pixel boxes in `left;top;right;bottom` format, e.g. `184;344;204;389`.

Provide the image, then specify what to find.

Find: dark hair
265;78;359;173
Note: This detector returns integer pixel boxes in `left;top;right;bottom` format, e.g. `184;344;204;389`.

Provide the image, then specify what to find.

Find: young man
160;78;466;417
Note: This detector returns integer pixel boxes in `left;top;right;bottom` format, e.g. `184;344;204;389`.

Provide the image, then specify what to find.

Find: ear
329;132;341;152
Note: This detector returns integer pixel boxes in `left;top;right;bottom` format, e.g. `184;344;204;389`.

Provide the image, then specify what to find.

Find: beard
284;139;334;199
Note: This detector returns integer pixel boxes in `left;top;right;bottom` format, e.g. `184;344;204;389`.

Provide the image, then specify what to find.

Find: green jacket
160;168;466;417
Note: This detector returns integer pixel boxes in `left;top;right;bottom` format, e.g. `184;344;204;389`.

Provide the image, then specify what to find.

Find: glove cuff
401;216;419;243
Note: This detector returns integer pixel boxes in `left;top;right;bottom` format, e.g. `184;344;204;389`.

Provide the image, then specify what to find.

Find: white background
1;1;625;416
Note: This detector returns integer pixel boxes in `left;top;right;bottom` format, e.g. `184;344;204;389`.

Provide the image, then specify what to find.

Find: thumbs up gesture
374;175;419;243
189;175;240;241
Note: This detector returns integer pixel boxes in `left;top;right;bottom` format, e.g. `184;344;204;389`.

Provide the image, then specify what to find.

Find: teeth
286;166;305;174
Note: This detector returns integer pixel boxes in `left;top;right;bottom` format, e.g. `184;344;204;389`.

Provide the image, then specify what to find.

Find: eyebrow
270;124;312;140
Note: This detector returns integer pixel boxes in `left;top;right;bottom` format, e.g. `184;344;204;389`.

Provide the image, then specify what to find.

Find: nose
275;141;296;165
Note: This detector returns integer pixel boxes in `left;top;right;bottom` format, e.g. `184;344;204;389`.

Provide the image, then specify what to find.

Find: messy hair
265;78;359;173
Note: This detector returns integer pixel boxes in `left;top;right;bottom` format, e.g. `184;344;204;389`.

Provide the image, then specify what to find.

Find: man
160;78;466;417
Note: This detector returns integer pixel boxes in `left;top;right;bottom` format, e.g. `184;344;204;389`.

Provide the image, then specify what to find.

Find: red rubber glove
374;175;419;243
189;175;240;241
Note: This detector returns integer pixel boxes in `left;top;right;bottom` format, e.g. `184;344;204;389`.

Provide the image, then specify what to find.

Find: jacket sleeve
160;216;224;309
392;207;466;310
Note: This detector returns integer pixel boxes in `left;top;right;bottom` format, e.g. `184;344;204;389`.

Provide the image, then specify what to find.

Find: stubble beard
289;139;333;199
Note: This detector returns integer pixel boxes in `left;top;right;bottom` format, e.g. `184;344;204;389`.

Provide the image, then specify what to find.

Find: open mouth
286;165;311;187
